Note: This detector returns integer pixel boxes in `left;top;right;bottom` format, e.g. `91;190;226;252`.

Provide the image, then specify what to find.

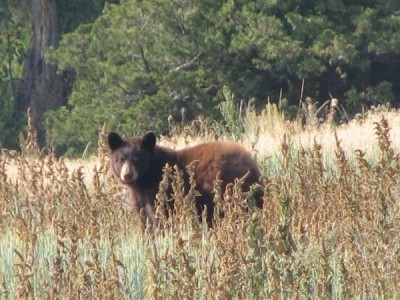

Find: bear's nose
122;172;132;181
120;162;135;182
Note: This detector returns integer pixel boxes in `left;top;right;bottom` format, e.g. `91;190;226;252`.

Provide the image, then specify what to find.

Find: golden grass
1;109;400;298
162;104;400;161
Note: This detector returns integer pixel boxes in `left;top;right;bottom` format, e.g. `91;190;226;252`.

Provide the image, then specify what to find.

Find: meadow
1;105;400;299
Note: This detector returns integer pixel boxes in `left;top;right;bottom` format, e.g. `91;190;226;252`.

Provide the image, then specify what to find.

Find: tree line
1;0;400;156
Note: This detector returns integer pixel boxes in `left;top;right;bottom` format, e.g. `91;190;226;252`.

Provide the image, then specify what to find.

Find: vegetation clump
1;111;399;299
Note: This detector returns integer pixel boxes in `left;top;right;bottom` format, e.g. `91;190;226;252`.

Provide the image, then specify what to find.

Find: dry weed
0;111;399;299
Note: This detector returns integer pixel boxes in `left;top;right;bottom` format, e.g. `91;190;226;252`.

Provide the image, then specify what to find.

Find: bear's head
108;132;156;185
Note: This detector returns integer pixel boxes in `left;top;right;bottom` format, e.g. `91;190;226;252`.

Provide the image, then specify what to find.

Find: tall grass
1;106;400;298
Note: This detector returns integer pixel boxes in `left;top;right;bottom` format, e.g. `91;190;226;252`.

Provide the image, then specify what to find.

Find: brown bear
108;131;262;227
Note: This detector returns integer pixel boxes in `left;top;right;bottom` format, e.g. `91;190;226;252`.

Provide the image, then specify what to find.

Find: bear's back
175;141;260;193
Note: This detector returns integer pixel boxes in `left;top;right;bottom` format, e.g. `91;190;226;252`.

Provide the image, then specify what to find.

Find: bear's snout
120;161;137;183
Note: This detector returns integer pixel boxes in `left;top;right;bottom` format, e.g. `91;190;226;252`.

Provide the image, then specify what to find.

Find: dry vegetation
1;107;400;299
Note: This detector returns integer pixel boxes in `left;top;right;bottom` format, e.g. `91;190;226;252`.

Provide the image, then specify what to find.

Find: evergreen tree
3;0;399;155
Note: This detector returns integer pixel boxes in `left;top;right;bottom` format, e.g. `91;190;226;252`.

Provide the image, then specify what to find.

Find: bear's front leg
141;189;158;229
136;188;159;229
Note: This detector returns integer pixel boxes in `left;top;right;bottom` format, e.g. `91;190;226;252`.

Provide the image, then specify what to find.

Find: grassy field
1;107;400;299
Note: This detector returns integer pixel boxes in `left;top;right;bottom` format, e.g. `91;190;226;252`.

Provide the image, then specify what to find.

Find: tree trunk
14;0;73;147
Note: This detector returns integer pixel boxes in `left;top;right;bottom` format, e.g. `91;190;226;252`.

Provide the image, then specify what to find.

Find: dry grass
1;108;400;299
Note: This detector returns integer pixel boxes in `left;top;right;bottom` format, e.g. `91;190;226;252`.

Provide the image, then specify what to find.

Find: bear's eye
117;157;125;163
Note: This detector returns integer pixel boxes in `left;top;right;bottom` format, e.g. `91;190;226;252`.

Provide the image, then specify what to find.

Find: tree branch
173;51;202;72
138;44;150;73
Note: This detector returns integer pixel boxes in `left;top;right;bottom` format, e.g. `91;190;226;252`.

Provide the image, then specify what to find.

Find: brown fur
108;132;262;227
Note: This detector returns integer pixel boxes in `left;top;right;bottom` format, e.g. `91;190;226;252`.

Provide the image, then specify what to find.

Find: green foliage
0;1;31;148
46;0;219;156
58;0;113;33
43;0;400;155
345;81;395;113
218;86;245;141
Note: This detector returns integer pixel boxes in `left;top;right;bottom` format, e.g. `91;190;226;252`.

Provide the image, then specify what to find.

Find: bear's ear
141;131;156;151
108;132;125;151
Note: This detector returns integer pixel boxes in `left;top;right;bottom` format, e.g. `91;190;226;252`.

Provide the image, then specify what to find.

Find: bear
107;131;262;227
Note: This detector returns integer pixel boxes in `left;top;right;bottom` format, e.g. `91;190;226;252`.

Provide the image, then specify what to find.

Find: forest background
1;0;400;156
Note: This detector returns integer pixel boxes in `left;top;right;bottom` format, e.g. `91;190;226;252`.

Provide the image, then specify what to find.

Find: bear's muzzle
120;161;137;183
